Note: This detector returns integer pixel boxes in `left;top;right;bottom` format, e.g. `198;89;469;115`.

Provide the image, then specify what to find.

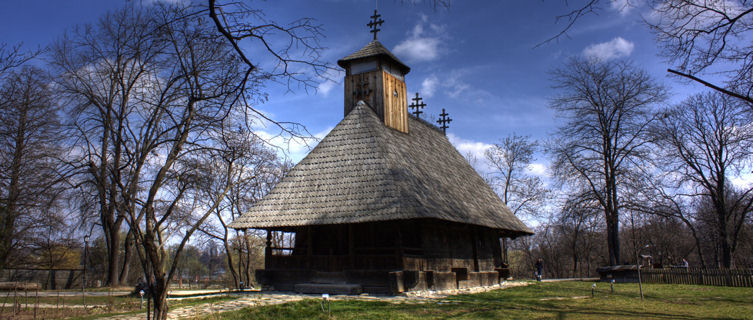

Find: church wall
417;220;502;273
259;219;506;294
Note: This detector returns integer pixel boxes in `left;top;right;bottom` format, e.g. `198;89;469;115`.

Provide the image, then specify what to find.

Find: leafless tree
652;92;753;268
484;134;547;264
647;0;753;105
546;1;753;105
0;67;63;270
485;135;547;219
558;190;601;276
631;175;710;267
51;6;164;286
0;43;39;79
197;125;285;289
550;57;667;266
98;2;326;317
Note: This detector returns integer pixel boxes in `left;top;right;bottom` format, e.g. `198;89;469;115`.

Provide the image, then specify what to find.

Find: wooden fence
640;267;753;287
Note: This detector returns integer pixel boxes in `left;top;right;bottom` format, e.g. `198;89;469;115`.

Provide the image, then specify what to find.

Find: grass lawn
205;281;753;319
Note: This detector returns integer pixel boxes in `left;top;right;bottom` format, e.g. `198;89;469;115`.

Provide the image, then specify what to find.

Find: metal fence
641;267;753;287
1;268;84;290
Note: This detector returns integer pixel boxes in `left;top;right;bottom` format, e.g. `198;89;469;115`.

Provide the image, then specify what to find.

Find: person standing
535;258;544;281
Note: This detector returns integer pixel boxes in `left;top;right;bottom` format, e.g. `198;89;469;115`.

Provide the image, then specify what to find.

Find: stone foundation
257;268;506;295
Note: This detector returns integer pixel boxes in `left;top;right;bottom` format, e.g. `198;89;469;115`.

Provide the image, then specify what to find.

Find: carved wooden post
471;226;479;272
306;226;313;269
348;225;355;269
265;230;272;269
395;225;404;270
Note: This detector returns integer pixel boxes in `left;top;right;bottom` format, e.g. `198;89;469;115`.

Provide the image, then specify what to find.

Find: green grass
204;281;753;319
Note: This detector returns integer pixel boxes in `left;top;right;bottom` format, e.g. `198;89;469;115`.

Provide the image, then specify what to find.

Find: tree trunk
0;107;26;270
107;230;121;286
223;237;239;289
714;193;733;269
718;220;732;268
243;231;253;286
606;213;620;265
119;231;133;285
150;275;169;320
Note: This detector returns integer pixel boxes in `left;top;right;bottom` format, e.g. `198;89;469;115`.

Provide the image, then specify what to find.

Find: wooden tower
339;41;410;133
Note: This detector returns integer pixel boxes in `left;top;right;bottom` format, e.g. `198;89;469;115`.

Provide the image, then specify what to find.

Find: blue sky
0;0;711;179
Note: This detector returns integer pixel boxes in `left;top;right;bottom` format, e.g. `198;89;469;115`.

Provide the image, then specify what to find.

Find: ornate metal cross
367;9;384;40
353;77;372;100
409;92;426;118
437;108;452;134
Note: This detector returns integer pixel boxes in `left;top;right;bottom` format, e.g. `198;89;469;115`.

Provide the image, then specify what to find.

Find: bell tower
337;9;411;133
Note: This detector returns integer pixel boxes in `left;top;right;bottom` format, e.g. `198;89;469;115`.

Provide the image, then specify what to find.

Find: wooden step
294;283;363;295
311;271;348;284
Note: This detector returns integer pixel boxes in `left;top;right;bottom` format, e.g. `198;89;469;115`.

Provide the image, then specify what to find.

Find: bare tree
558;190;601;276
550;57;667;266
98;2;327;317
0;43;39;78
51;6;164;286
484;134;547;264
0;67;63;270
546;1;753;104
485;134;547;219
197;126;284;289
647;0;753;105
652;92;753;268
631;176;710;267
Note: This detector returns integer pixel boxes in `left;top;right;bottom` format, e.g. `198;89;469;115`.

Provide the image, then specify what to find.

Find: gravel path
104;281;532;320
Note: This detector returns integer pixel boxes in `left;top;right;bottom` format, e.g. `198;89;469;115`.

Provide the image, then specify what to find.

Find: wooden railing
641;268;753;287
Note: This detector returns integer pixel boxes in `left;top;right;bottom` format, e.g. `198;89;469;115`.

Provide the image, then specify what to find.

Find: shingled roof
230;103;532;236
337;40;410;74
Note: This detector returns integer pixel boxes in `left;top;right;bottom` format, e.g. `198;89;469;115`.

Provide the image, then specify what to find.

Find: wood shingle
230;103;532;236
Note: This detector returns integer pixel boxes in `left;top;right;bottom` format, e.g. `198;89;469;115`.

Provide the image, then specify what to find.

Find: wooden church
230;10;532;295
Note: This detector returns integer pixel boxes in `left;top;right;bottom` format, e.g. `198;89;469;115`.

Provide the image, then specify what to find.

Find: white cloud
256;126;334;164
417;69;471;99
392;14;445;62
393;38;441;62
317;80;337;96
527;163;548;178
611;0;636;16
583;37;634;61
316;68;343;97
447;133;494;173
730;172;753;189
420;75;439;98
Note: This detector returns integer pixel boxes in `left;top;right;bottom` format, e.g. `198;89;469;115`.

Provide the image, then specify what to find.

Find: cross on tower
367;9;384;40
437;108;452;135
409;92;426;118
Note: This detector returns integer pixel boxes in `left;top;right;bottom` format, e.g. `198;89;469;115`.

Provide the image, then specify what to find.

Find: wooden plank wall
381;71;408;133
641;268;753;287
